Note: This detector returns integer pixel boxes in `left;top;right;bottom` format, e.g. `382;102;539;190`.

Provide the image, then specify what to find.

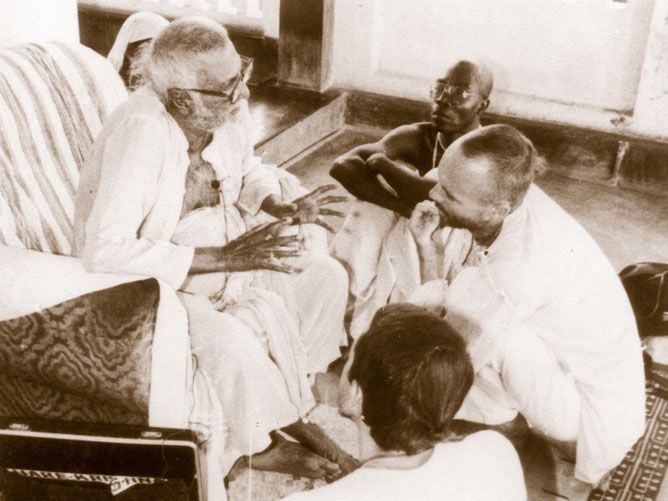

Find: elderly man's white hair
140;16;232;99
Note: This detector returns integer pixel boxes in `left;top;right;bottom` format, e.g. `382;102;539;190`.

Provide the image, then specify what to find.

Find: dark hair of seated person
348;303;474;455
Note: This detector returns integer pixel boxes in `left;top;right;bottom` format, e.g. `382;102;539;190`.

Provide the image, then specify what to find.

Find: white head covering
107;12;170;71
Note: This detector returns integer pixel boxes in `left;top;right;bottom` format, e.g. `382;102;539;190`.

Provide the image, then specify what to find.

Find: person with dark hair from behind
407;124;645;486
284;303;526;500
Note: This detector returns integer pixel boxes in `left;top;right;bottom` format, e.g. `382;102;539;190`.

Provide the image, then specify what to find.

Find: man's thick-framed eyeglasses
176;56;253;104
430;82;478;105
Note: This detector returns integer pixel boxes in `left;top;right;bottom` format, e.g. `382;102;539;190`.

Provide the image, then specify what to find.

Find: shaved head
430;60;494;134
437;60;494;99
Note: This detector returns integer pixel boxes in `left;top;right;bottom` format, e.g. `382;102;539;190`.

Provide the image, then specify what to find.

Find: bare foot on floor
245;434;342;481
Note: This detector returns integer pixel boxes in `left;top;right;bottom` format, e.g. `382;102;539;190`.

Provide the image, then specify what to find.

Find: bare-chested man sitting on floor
330;60;493;338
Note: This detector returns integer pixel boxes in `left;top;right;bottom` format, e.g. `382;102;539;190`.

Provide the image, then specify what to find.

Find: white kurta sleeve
81;114;194;289
235;102;281;216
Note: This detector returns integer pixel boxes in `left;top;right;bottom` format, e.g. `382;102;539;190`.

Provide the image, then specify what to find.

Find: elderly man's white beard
198;102;242;132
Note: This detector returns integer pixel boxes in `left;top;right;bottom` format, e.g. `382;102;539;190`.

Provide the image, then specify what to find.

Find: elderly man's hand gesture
191;218;303;274
262;185;347;233
291;184;347;233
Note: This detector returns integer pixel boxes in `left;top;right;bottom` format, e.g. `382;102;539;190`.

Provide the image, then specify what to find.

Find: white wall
632;0;668;135
332;0;664;137
1;0;80;48
261;0;279;38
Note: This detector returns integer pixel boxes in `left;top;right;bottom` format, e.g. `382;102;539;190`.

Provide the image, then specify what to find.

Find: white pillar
631;0;668;138
1;0;79;48
261;0;279;37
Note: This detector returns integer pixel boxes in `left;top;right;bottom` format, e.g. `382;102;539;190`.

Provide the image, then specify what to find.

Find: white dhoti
331;201;398;302
180;292;303;463
453;314;644;483
455;323;581;444
258;253;348;373
332;200;472;338
174;207;347;467
331;201;421;338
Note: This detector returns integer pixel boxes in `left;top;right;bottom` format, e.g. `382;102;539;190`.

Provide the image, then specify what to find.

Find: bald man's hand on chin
409;201;443;283
409;201;441;247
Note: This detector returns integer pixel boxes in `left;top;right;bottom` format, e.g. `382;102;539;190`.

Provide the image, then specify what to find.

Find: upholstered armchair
0;42;224;498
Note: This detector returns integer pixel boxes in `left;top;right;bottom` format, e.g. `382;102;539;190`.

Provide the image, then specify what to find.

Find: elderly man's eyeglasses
430;82;478;105
177;56;253;104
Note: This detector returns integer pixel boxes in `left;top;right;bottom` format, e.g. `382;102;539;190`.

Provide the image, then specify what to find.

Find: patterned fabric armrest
0;245;192;429
0;279;160;425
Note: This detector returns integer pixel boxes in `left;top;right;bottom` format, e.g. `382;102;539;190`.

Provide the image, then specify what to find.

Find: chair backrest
0;42;127;255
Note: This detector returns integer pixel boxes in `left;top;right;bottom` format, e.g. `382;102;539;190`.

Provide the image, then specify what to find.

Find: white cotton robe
73;87;347;464
332;168;472;338
438;185;645;485
336;181;645;484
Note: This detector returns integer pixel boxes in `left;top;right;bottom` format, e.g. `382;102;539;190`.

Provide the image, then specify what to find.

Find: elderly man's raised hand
289;184;347;233
261;186;347;233
261;186;347;232
261;195;299;219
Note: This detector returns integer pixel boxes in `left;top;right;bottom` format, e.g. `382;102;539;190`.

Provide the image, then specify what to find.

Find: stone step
248;85;345;166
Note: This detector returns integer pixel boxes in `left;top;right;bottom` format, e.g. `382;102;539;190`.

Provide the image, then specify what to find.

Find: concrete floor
249;85;334;148
537;172;668;271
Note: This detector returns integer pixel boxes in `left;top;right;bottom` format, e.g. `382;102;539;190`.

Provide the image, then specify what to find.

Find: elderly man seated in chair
74;16;355;479
399;124;646;486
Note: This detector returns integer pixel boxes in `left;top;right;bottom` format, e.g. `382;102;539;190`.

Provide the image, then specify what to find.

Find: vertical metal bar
611;140;630;187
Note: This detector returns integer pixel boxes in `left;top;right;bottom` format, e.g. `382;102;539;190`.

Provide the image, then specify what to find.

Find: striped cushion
0;42;128;255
